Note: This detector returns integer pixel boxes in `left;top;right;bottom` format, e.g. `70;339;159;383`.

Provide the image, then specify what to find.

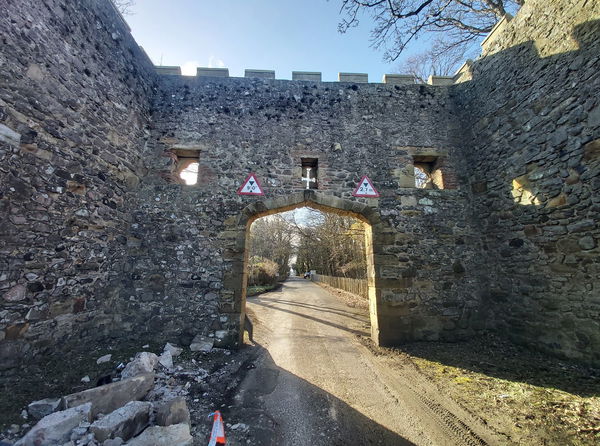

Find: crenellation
197;67;229;77
244;69;276;79
338;72;369;83
427;75;455;86
292;71;322;81
156;66;182;76
382;74;415;85
154;67;430;85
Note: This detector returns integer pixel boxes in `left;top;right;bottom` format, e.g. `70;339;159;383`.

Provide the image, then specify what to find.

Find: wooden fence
312;274;369;299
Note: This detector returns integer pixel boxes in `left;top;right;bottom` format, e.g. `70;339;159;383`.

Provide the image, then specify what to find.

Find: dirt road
228;278;503;446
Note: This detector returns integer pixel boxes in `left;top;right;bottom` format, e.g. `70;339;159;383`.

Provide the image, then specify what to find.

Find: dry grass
403;337;600;445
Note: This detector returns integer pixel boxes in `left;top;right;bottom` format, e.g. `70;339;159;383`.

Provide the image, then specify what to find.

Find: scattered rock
14;403;92;446
121;352;158;379
69;424;90;441
155;397;190;427
27;397;62;420
158;351;173;370
90;401;152;443
163;343;183;357
81;375;91;383
124;423;192;446
103;438;124;446
190;335;213;353
62;374;154;417
97;354;113;365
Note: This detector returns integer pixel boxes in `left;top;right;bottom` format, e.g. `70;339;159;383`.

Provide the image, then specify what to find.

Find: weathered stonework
0;0;156;369
0;0;598;369
454;0;600;363
127;74;479;349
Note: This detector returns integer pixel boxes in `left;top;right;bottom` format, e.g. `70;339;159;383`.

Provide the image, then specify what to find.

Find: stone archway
221;190;387;348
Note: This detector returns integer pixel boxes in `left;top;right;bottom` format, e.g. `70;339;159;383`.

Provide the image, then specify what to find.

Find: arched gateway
224;191;383;347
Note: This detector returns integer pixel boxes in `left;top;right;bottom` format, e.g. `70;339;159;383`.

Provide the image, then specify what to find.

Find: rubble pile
5;343;199;446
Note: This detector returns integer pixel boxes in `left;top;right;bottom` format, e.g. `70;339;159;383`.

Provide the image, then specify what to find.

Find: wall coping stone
197;67;229;77
383;74;416;85
428;75;455;86
155;66;182;76
338;72;368;83
292;71;322;81
245;69;276;79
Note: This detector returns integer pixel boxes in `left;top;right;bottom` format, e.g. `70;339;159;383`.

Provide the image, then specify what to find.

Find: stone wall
123;75;485;348
2;0;598;370
454;0;600;363
0;0;156;369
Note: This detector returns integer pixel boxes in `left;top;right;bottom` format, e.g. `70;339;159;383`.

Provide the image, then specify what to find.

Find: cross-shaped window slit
301;158;318;190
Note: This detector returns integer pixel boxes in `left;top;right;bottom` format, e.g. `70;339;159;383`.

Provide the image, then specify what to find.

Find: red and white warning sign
237;173;264;196
352;175;379;197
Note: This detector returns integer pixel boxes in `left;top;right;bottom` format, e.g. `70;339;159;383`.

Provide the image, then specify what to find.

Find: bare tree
249;215;295;278
398;36;470;82
112;0;135;15
338;0;523;62
294;211;367;279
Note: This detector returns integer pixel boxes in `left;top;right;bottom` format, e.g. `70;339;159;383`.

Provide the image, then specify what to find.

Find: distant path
231;277;500;446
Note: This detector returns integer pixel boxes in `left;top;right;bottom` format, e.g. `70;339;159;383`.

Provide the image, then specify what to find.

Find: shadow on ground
392;333;600;398
224;341;416;446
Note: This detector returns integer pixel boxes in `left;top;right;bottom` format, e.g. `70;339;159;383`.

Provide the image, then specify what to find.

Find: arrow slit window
301;158;318;189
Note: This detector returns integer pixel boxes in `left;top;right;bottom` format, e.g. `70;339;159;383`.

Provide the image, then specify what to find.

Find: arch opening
225;192;382;347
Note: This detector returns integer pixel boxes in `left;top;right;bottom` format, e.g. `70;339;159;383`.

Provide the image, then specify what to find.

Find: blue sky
125;0;408;82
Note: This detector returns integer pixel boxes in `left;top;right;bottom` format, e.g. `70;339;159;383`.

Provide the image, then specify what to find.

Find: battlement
152;66;465;86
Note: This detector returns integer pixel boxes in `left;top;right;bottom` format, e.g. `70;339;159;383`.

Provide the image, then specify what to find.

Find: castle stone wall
0;0;156;369
1;0;599;369
123;75;485;348
455;0;600;363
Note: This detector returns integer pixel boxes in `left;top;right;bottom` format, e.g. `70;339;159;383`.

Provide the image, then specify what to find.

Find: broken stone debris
14;402;92;446
62;373;154;417
158;350;173;370
27;397;61;420
190;335;214;352
124;423;193;446
96;354;112;365
11;345;199;445
163;342;183;357
90;401;151;442
155;397;191;426
120;352;158;379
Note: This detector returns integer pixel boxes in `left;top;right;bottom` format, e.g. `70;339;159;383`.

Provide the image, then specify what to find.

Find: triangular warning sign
237;173;264;196
352;175;379;197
